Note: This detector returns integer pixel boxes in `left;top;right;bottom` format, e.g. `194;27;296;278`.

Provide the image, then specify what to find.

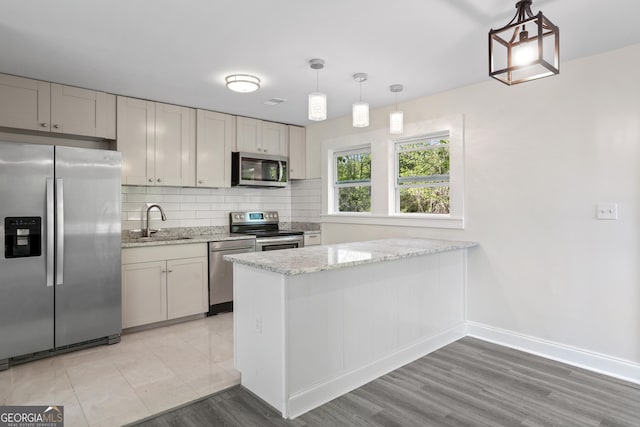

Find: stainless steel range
230;211;304;251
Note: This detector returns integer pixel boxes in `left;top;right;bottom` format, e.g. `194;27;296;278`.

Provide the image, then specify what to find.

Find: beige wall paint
305;44;640;364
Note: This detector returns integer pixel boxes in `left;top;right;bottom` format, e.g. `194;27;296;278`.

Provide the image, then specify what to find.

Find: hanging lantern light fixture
389;84;403;135
308;59;327;121
352;73;369;128
489;0;559;85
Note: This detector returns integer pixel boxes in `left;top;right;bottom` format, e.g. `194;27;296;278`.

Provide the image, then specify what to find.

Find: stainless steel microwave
231;152;288;188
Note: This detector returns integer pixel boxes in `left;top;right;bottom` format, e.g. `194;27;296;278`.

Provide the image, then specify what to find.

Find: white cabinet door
0;74;50;131
117;96;156;185
262;121;288;156
155;103;196;187
288;125;306;179
122;261;167;328
236;116;262;153
166;257;208;319
304;232;321;246
196;110;235;188
50;83;116;138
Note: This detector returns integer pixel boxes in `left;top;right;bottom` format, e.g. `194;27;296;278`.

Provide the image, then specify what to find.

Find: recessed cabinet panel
0;74;50;131
289;125;306;179
121;261;167;328
196;110;235;188
262;121;288;155
117;96;196;187
167;257;208;319
50;83;116;138
237;116;262;153
117;96;155;185
121;244;208;329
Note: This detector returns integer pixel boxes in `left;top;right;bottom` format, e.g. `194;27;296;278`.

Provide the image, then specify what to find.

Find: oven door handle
256;236;303;245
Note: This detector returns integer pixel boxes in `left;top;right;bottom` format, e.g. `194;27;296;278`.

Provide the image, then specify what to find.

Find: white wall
305;44;640;365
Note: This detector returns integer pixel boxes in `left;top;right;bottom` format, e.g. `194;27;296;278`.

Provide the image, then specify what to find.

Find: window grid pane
334;148;371;212
395;134;450;214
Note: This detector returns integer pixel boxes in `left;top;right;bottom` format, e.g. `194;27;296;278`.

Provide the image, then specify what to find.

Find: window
395;133;450;214
334;148;371;212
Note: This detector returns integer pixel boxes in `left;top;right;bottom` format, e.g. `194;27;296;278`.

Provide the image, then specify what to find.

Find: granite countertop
122;233;255;248
224;238;478;276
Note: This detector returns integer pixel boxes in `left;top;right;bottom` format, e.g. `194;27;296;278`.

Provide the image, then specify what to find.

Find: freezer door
0;141;55;360
54;146;122;347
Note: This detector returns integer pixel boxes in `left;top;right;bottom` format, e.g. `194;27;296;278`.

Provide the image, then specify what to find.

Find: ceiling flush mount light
389;84;404;135
308;58;327;121
225;74;260;93
489;0;559;85
352;73;369;128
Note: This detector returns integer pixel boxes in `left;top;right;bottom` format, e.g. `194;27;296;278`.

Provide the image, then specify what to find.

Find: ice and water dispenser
4;217;41;258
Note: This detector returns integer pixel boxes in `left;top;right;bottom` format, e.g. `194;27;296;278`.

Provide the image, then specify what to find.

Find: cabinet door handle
168;270;173;273
41;123;49;128
148;178;153;183
161;270;166;273
263;149;268;153
157;178;162;183
198;180;204;184
53;124;61;129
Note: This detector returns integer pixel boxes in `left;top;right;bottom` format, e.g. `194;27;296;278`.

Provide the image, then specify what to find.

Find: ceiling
1;0;640;126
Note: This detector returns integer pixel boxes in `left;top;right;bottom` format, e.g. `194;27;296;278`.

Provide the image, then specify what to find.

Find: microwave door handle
278;161;283;182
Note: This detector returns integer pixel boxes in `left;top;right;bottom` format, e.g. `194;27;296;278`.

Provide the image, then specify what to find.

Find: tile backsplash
121;179;320;231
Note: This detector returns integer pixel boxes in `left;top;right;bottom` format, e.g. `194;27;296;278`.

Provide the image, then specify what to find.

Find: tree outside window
396;134;450;214
334;149;371;212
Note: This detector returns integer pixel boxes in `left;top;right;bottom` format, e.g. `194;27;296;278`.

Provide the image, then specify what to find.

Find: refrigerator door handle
46;178;54;287
56;178;64;286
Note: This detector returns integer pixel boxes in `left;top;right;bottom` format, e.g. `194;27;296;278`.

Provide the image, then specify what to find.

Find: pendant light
225;74;261;93
352;73;369;128
389;84;403;135
308;59;327;121
489;0;559;85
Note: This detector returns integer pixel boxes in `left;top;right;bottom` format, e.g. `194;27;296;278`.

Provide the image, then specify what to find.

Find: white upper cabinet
237;116;288;157
288;125;306;179
155;102;196;187
117;96;196;187
196;110;236;188
50;83;116;138
0;73;115;139
262;121;288;156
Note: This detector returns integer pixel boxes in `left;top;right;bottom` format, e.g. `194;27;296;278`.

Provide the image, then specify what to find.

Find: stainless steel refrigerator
0;141;121;368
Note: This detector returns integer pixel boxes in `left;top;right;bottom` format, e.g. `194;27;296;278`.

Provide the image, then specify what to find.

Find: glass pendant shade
352;102;369;128
390;111;404;134
308;92;327;121
489;0;559;85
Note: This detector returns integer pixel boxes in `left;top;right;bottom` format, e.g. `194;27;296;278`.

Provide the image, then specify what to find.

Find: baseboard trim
466;321;640;385
285;323;467;419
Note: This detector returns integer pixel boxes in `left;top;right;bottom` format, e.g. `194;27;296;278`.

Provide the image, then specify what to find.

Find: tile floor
0;313;239;427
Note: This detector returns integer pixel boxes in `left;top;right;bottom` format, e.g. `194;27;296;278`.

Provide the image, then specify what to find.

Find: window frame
332;146;372;213
394;132;451;215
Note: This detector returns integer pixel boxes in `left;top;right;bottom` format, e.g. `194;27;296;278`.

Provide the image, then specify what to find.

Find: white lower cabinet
121;244;208;329
304;232;321;246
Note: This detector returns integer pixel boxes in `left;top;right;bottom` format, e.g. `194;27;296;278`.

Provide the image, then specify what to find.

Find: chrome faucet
145;204;167;237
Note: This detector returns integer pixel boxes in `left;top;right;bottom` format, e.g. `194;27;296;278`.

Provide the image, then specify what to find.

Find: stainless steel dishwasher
208;238;255;315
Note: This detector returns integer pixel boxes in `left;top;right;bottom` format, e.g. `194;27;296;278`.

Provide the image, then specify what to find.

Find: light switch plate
596;203;618;220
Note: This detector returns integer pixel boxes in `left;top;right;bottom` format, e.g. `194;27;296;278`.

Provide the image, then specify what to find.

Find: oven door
256;235;304;251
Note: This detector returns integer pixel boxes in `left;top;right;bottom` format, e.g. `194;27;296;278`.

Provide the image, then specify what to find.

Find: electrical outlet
596;203;618;220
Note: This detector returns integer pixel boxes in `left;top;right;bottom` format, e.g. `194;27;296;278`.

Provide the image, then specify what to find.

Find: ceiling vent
264;98;287;106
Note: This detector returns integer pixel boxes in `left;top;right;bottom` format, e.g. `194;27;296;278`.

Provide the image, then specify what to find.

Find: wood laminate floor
129;337;640;427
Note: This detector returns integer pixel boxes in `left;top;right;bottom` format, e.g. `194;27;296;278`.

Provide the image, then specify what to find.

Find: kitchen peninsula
225;238;478;419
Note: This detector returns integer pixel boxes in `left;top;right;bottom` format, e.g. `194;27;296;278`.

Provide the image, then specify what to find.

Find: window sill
321;213;464;229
